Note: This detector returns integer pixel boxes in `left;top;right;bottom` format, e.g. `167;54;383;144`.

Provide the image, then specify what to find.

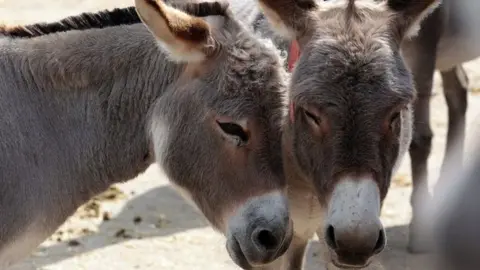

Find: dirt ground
2;1;480;269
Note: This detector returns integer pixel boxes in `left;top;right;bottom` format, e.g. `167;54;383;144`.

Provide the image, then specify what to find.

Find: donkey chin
324;175;386;269
224;192;294;269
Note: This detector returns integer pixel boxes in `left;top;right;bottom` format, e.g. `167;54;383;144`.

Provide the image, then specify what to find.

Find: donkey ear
387;0;442;41
256;0;318;39
135;0;214;62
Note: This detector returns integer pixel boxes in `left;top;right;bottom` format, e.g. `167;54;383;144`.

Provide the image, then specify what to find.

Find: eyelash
390;112;401;127
303;110;321;125
216;121;249;146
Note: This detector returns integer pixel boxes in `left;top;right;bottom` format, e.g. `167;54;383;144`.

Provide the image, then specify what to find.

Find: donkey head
256;0;441;267
135;0;291;268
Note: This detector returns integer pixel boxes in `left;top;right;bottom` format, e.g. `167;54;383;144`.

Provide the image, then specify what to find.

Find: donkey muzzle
225;192;292;269
324;176;386;268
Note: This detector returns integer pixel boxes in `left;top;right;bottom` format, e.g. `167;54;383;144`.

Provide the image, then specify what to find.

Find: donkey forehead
304;0;395;61
206;42;287;119
206;89;286;122
315;0;391;23
292;39;413;108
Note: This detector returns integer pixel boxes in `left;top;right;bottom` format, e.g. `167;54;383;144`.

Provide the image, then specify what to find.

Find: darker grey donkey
417;120;480;270
238;0;441;269
401;0;480;253
243;0;480;257
0;0;293;268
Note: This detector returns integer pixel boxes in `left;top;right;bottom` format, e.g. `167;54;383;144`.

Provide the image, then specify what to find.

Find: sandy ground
2;1;480;269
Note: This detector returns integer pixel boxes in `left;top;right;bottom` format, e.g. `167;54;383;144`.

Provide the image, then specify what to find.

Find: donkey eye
303;110;321;125
216;121;249;145
389;112;401;129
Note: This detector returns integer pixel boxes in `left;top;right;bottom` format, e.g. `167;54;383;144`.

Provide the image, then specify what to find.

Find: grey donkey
234;0;442;269
407;118;480;270
0;0;294;269
432;127;480;270
234;0;480;256
401;0;480;253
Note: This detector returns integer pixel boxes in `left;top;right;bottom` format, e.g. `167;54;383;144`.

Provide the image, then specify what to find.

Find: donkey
0;0;293;268
433;134;480;270
278;0;480;253
411;116;480;270
233;0;442;268
400;0;480;253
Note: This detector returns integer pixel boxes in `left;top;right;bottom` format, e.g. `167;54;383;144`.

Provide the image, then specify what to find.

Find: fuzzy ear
135;0;216;62
256;0;318;39
387;0;442;41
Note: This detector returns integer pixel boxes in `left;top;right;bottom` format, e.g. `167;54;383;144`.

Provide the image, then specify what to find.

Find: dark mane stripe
345;0;360;27
0;1;229;39
173;1;230;18
0;7;140;39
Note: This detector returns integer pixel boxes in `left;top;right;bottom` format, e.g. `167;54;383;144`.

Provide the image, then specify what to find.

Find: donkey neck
3;24;184;196
12;23;181;92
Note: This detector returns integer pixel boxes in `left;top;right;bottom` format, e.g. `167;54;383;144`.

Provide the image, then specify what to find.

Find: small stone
67;240;81;247
114;228;133;239
78;201;101;219
103;212;112;221
133;216;142;224
81;228;94;235
96;186;127;201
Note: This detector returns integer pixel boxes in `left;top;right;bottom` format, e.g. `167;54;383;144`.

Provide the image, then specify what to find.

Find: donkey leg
437;66;469;186
401;10;443;253
0;179;60;267
278;188;323;270
407;66;436;253
282;235;309;269
403;54;436;253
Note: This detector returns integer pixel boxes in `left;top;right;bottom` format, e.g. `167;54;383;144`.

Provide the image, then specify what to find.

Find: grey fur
237;0;480;257
240;0;440;269
433;135;480;270
401;0;480;253
229;0;480;266
0;1;293;269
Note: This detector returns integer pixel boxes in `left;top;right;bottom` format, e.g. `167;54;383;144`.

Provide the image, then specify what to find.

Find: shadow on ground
16;184;434;270
17;185;209;269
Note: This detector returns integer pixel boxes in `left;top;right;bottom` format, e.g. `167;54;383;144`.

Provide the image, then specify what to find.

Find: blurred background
1;1;480;269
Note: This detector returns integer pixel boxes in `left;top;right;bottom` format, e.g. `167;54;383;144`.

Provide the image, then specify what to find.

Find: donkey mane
0;1;230;39
345;0;359;26
0;7;140;39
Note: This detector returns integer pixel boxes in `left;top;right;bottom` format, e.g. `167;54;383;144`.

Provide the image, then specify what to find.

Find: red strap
288;40;300;122
288;40;300;72
289;102;295;123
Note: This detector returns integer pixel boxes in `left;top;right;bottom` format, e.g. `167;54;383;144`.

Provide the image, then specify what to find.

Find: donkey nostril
252;228;279;251
325;225;338;250
374;229;386;254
